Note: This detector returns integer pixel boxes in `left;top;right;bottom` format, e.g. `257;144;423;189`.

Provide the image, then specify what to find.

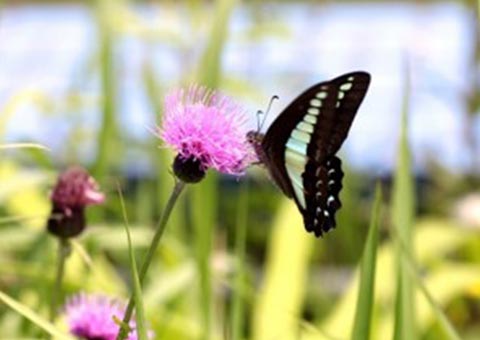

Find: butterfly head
246;130;266;164
247;95;279;163
246;130;263;144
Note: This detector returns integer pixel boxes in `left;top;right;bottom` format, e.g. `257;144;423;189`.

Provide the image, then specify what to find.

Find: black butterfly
247;71;371;237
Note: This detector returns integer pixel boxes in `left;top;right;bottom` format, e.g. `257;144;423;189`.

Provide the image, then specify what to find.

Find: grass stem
117;180;186;340
49;238;70;322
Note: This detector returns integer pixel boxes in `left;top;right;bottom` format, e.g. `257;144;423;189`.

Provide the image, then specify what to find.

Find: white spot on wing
310;99;322;107
316;92;328;99
285;149;307;172
285;165;306;209
304;114;317;124
286;138;307;155
297;122;314;134
285;164;304;189
307;108;320;115
340;82;353;91
291;129;311;143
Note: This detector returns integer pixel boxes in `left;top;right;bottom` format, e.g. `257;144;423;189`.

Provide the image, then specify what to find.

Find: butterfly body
248;71;371;237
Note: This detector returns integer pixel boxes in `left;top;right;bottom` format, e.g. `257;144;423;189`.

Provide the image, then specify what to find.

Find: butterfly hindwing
303;156;344;236
256;71;370;236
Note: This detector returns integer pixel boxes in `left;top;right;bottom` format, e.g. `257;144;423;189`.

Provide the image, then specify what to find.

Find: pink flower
47;167;105;238
157;85;254;182
64;293;151;340
50;166;105;212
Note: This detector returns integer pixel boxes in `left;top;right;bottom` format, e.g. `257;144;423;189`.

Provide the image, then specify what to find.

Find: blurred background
1;0;479;339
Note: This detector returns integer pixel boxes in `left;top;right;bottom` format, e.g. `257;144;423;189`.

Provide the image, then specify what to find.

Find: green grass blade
118;184;148;340
392;67;417;340
252;201;314;340
0;143;50;151
191;174;216;340
0;290;75;340
231;182;249;340
197;0;236;87
393;230;462;340
93;0;119;179
142;61;185;238
351;183;382;340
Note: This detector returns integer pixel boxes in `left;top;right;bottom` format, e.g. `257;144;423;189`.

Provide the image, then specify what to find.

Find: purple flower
47;167;105;238
64;293;147;340
157;85;254;182
50;166;105;211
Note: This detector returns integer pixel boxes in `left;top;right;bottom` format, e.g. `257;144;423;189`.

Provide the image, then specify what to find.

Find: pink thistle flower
64;293;151;340
51;166;105;211
47;166;105;238
157;85;254;183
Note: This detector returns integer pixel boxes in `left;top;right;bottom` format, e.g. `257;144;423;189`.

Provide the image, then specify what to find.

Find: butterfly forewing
257;71;370;236
261;84;338;211
282;87;340;213
322;72;371;156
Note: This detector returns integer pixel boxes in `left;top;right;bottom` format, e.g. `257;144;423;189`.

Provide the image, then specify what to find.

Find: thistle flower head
47;167;105;238
64;293;149;340
50;166;105;212
158;85;254;182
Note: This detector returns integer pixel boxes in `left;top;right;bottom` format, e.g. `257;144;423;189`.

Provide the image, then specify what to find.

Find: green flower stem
49;237;70;322
117;180;186;340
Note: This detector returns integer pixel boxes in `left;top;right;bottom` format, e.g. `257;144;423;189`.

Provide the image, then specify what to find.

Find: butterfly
247;71;371;237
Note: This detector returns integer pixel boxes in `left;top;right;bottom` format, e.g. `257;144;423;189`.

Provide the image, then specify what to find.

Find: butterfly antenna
256;109;264;132
259;95;279;131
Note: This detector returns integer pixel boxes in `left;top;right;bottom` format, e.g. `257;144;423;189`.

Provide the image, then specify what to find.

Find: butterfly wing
320;72;371;156
261;71;370;236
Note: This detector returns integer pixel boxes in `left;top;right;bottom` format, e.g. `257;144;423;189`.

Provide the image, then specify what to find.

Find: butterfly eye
246;131;259;144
